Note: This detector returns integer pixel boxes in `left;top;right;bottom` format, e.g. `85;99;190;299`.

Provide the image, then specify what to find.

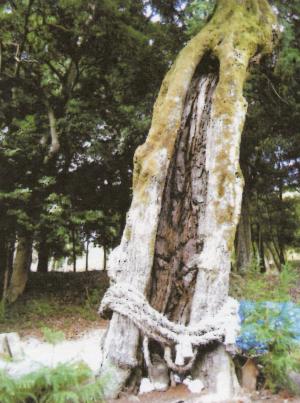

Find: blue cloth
236;301;300;355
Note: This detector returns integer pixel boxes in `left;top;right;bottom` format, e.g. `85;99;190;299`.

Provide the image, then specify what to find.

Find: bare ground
108;384;300;403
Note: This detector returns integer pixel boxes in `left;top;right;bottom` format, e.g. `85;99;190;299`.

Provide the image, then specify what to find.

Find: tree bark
236;192;253;272
71;228;76;273
37;248;49;273
103;246;107;271
6;236;33;303
2;237;15;302
37;236;49;273
264;242;281;273
85;238;89;272
0;234;7;293
99;0;277;399
42;104;60;163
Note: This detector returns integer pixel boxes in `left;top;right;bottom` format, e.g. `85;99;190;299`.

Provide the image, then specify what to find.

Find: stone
139;378;154;394
0;333;24;360
149;353;169;392
241;358;259;392
288;371;300;395
183;377;204;394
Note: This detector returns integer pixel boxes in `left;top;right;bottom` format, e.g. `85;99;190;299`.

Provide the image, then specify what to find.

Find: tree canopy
0;0;184;279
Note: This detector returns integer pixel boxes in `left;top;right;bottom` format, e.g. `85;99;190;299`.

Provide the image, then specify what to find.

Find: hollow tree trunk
236;192;253;272
99;0;276;399
6;236;33;303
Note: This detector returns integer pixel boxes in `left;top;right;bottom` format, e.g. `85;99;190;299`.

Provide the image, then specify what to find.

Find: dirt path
108;384;300;403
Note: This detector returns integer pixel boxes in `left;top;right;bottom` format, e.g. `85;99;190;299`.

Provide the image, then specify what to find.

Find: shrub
0;362;106;402
236;263;300;392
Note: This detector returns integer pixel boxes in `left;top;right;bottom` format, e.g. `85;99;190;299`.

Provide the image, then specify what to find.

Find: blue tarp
236;301;300;355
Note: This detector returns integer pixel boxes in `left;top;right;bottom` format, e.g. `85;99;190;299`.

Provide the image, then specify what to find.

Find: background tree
0;0;185;300
236;0;300;272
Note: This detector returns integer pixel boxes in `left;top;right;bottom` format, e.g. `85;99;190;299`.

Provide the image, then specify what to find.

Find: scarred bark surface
99;0;277;399
150;72;217;324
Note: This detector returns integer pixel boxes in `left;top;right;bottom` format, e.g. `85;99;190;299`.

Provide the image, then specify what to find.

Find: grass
0;270;109;338
230;261;300;303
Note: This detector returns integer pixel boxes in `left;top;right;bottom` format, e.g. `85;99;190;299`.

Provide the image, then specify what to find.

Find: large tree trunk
99;0;276;399
1;236;15;303
6;236;32;303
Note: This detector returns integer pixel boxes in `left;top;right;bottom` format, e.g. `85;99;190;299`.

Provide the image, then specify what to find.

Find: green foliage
0;271;108;334
41;327;65;345
231;263;300;302
234;263;300;392
30;301;57;318
262;342;300;393
85;288;100;307
75;288;101;321
243;304;300;392
239;0;300;269
0;0;183;289
0;363;106;402
184;0;216;36
0;299;5;322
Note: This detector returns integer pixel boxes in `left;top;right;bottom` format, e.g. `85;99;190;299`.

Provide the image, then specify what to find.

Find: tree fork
99;0;277;399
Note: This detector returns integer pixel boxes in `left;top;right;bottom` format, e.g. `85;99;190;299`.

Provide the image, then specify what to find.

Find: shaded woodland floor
230;261;300;303
1;264;299;339
0;270;109;338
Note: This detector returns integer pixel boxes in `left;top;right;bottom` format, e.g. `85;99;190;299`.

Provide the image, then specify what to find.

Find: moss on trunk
99;1;277;399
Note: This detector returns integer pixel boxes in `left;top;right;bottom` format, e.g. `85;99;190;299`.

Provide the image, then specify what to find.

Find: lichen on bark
99;0;277;399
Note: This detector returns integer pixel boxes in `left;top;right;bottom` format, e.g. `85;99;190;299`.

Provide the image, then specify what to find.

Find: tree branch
46;61;64;82
0;42;2;74
44;104;60;162
15;0;34;77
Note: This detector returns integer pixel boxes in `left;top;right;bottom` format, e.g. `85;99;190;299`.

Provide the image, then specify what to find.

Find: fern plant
0;362;106;402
